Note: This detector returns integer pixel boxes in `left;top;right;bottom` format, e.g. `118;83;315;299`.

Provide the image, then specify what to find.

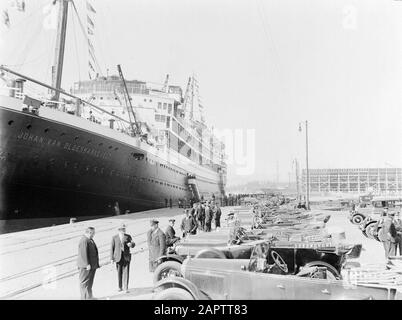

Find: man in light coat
110;224;135;293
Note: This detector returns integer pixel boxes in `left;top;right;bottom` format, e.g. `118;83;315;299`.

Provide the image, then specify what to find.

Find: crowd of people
76;200;222;299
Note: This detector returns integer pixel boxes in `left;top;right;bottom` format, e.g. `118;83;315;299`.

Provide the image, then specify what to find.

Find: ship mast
51;0;69;101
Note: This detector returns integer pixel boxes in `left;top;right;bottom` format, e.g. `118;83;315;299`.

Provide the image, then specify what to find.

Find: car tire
153;287;194;300
153;261;183;284
303;261;341;280
351;214;364;225
365;222;378;240
194;248;227;259
374;227;382;242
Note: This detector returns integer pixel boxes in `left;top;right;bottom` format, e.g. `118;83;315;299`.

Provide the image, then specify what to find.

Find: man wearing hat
181;209;197;237
147;219;167;272
165;219;180;247
77;227;99;300
110;224;135;293
378;210;397;259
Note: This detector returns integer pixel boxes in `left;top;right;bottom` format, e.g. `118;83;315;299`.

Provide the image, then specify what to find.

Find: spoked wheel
153;261;183;284
365;222;378;240
303;261;341;280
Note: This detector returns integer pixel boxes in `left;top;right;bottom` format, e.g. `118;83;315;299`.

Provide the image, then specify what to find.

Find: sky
1;0;402;186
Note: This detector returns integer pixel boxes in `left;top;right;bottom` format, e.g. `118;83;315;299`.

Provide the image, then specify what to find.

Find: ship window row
159;162;186;176
146;177;186;190
57;161;188;190
130;153;185;176
21;121;123;151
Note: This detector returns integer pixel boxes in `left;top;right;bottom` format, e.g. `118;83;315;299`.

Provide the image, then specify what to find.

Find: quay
0;204;387;300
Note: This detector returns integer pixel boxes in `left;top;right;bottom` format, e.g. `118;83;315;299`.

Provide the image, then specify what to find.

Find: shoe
118;288;123;292
125;290;130;294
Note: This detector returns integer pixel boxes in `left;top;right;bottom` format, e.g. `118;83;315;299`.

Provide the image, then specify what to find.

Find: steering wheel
237;227;250;241
270;251;288;273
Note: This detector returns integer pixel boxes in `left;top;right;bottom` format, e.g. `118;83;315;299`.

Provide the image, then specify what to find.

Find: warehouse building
301;168;402;195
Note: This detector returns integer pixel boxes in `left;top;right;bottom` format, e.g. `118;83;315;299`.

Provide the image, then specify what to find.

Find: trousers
79;268;96;300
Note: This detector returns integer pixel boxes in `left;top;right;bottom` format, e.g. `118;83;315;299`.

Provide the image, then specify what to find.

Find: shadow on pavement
103;286;154;300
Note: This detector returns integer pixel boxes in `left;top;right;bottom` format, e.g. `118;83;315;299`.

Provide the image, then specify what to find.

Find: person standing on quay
110;224;135;293
147;220;166;272
394;211;402;255
181;209;197;237
114;201;121;216
195;203;205;231
214;204;222;230
204;203;213;232
165;219;180;247
169;198;172;209
378;210;398;259
77;227;99;300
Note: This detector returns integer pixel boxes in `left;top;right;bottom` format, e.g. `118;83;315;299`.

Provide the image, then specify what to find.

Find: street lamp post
299;121;310;210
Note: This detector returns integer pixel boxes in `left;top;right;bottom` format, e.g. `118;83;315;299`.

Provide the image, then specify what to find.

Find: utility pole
299;121;310;210
294;158;300;201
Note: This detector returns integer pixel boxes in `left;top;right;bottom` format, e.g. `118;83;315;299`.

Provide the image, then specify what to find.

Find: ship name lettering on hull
17;131;61;147
16;131;111;159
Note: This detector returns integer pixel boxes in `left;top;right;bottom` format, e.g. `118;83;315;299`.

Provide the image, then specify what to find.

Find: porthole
74;136;79;141
44;128;49;133
26;124;32;129
114;147;118;151
87;140;92;144
8;120;14;125
60;133;65;136
108;146;112;149
99;143;103;146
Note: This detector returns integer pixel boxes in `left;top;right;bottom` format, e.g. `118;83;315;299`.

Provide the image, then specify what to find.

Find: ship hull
0;104;223;219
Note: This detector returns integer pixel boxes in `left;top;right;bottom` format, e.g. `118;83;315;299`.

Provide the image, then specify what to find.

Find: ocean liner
0;0;226;219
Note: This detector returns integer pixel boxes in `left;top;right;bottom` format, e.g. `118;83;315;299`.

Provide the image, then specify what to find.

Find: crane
117;64;140;135
162;74;169;93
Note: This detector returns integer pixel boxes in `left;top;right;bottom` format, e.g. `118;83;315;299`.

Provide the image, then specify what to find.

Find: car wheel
153;287;194;300
365;222;378;240
351;214;364;225
194;248;227;259
153;261;183;284
374;227;382;242
303;261;341;280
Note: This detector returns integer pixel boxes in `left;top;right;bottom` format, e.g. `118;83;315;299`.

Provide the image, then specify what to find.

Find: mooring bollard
70;218;77;224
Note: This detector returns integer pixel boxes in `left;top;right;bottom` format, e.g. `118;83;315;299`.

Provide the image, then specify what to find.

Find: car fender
156;254;185;265
153;277;210;300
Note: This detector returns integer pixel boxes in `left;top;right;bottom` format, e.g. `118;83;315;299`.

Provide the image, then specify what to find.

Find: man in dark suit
165;219;180;247
147;219;166;272
77;227;99;300
181;209;197;237
110;224;135;293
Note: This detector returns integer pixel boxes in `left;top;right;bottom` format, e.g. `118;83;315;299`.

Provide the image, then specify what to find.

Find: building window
158;102;162;109
163;103;167;110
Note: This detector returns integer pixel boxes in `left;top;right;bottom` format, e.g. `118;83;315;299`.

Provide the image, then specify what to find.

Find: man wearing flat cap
165;219;180;247
147;219;167;272
110;223;135;293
